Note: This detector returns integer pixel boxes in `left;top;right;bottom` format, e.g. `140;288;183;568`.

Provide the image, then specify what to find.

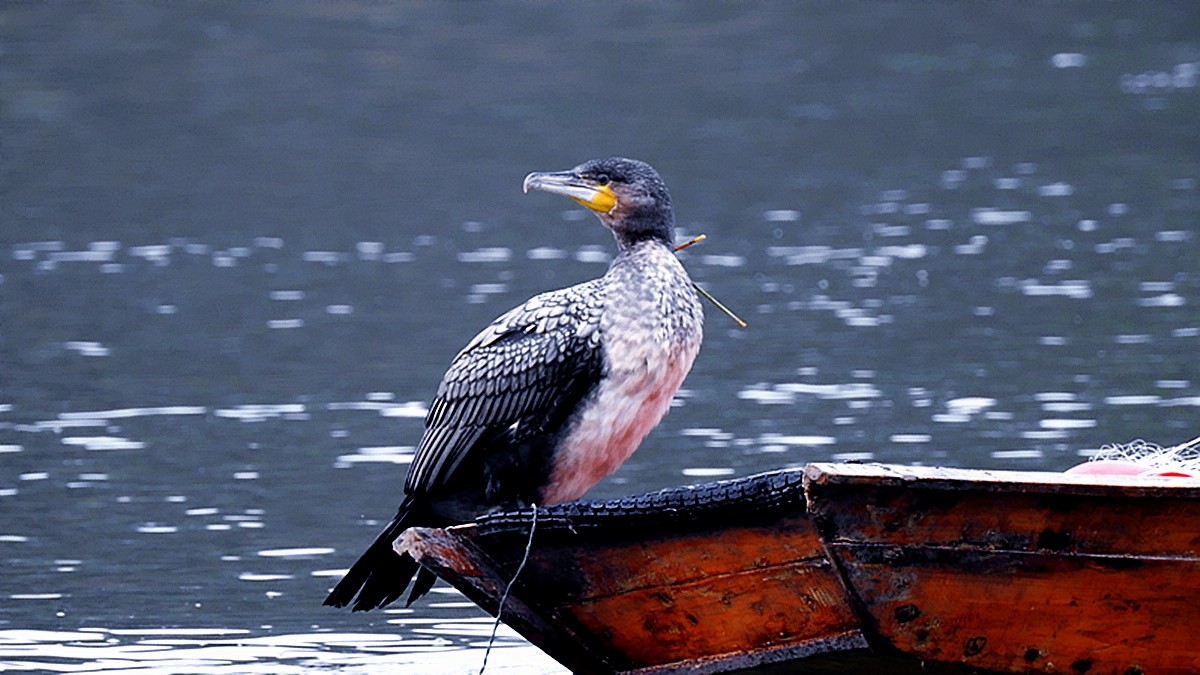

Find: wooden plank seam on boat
804;463;1200;675
400;464;1200;674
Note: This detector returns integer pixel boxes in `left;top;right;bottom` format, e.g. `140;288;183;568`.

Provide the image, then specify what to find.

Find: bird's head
523;157;674;249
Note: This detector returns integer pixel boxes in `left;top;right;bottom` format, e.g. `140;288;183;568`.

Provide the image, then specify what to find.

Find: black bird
324;158;704;610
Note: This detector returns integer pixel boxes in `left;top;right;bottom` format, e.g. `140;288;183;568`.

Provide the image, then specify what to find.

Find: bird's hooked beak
523;171;617;214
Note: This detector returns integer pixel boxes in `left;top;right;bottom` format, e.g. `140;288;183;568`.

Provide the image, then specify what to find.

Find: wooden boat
400;463;1200;674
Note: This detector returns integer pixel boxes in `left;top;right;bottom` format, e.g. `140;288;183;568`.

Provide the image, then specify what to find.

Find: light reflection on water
3;2;1198;673
0;627;564;674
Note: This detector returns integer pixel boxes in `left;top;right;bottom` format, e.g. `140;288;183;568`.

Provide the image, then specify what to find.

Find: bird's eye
595;173;611;186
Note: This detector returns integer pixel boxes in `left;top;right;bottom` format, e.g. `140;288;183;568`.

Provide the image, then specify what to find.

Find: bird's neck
606;206;674;251
617;231;672;252
610;237;675;265
605;239;694;301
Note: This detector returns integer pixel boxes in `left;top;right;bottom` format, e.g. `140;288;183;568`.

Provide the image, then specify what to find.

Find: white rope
479;503;538;675
1090;435;1200;472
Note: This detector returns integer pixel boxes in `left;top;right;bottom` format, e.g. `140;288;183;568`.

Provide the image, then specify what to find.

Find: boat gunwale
804;462;1200;498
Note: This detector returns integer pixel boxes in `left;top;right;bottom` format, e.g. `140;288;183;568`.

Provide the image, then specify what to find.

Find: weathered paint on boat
400;464;1200;673
805;463;1200;674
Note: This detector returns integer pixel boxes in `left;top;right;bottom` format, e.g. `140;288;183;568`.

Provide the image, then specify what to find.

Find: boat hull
401;464;1200;673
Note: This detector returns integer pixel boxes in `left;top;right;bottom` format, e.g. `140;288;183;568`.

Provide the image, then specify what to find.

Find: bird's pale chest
542;249;703;504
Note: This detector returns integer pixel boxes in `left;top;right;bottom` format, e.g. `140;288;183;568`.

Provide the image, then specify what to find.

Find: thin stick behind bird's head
673;234;708;252
673;234;747;328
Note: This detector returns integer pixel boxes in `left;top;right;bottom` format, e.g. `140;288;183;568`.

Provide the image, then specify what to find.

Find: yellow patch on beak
571;184;617;213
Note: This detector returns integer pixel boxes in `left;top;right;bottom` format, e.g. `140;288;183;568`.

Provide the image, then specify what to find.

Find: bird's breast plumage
543;243;704;504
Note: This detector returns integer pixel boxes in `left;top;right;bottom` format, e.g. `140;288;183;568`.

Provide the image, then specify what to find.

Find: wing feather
404;281;605;496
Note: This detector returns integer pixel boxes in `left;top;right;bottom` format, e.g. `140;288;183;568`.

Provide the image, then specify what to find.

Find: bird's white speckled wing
404;280;605;495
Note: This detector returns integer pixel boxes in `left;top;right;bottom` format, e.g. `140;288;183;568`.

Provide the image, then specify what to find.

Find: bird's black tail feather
324;496;436;611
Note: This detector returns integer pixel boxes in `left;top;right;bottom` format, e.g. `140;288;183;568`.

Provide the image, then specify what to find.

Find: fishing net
1084;436;1200;476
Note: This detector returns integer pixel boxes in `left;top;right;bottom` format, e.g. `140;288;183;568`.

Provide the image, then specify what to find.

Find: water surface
2;3;1197;673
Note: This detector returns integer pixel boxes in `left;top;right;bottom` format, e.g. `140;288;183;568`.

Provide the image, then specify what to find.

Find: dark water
2;3;1198;673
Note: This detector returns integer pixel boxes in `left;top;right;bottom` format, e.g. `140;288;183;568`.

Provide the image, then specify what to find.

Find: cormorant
324;157;704;610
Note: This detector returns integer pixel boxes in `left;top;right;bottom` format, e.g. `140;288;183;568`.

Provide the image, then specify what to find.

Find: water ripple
0;629;565;673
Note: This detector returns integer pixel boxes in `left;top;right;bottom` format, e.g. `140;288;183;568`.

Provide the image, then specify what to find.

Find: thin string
479;503;538;675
